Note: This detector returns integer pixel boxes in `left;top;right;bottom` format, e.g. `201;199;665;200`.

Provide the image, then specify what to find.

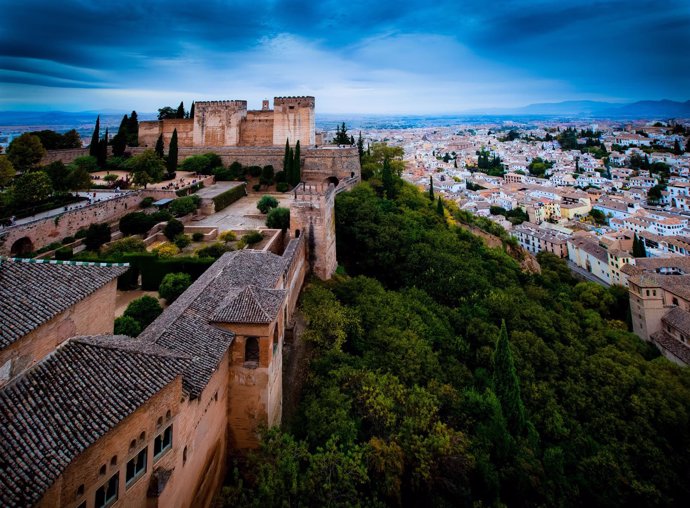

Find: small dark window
95;472;118;508
166;410;171;421
157;416;163;428
673;297;679;306
295;229;300;238
126;447;147;487
110;455;117;466
139;431;146;442
245;337;260;363
77;484;84;497
130;439;136;450
154;425;173;460
99;464;106;476
183;446;188;465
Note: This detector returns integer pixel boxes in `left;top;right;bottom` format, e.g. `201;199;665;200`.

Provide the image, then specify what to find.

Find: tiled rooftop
0;259;128;349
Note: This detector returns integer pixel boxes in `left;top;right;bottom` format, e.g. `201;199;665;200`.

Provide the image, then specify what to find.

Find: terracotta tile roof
212;285;286;324
0;259;128;349
0;336;189;507
663;306;690;334
651;330;690;365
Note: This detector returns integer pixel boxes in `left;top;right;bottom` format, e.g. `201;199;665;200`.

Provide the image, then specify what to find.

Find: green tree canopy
266;206;290;230
7;133;46;172
12;170;53;207
126;149;165;188
158;272;191;303
123;295;163;329
0;157;16;187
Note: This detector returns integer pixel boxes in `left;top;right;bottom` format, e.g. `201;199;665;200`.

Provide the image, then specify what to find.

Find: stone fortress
139;97;316;148
0;95;361;507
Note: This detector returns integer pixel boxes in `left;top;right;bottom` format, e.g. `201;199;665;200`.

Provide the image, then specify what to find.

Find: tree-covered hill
222;174;690;507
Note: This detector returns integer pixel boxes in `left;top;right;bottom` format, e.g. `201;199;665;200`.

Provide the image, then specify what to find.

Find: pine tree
167;129;178;175
127;111;139;146
429;176;434;201
350;135;355;146
189;102;195;119
293;140;301;185
493;320;526;435
155;134;164;159
176;101;185;119
89;116;100;157
436;196;444;216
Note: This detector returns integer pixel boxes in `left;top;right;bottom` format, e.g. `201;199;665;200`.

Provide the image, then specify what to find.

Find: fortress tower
272;96;316;147
193;100;247;147
289;183;338;280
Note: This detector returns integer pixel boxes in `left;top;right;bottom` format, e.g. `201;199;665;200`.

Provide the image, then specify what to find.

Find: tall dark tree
292;140;301;186
357;132;364;162
167;129;178;175
428;176;434;200
189;102;195;119
685;137;690;153
575;156;580;173
381;157;395;199
97;128;109;168
127;111;139;146
493;320;526;435
673;139;682;155
436;196;444;216
288;148;295;186
633;234;647;258
155;134;165;159
176;101;185;119
112;114;129;157
89;116;100;157
283;139;292;185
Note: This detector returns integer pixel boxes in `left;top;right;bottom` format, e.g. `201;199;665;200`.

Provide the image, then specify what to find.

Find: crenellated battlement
274;96;315;108
195;100;248;107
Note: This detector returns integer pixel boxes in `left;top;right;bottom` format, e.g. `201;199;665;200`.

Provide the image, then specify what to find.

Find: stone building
0;258;127;387
0;239;308;508
139;97;316;149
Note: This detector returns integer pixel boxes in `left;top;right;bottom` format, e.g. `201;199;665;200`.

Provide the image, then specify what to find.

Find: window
110;455;117;466
77;484;84;497
183;446;188;465
126;447;147;487
95;472;118;508
245;337;259;363
154;425;173;460
99;464;106;476
673;297;679;306
77;503;86;508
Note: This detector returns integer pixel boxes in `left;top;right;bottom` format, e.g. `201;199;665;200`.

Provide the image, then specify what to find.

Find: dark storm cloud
1;0;688;111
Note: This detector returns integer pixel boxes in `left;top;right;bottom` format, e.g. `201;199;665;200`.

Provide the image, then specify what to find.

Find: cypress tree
429;176;434;200
155;134;164;159
436;196;444;216
454;158;458;168
167;129;178;175
293;140;301;185
493;320;526;435
127;111;139;146
673;140;682;155
382;157;394;199
176;101;185;119
283;139;291;184
189;102;195;119
357;132;364;162
288;148;295;186
633;234;647;258
112;114;129;157
97;127;108;168
89;116;100;157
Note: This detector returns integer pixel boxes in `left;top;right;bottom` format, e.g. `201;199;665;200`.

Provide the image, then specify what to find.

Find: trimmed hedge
121;252;214;290
213;184;246;212
176;181;204;197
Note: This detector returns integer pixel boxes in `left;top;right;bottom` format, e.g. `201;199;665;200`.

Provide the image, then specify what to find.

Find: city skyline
1;0;689;114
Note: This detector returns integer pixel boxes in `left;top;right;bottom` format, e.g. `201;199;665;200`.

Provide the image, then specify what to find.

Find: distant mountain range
463;99;690;118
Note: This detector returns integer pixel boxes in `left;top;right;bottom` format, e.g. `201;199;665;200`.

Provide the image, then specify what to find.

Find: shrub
103;174;118;183
154;242;180;258
252;183;261;192
54;246;73;260
119;211;172;236
140;196;154;208
123;295;162;329
243;230;263;245
169;196;196;217
248;165;262;177
196;242;231;259
276;182;289;192
114;315;142;337
122;252;214;290
61;236;75;245
84;223;111;251
158;272;192;303
192;232;205;242
266;207;290;230
174;234;191;249
179;152;221;174
219;230;237;242
213;184;246;212
190;194;201;208
75;228;88;239
163;218;184;241
257;195;279;214
275;170;286;183
101;237;147;258
213;166;233;181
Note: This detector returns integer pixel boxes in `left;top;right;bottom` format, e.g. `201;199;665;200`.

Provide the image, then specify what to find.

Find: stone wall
0;192;142;255
194;101;247;147
239;110;274;146
41;147;90;164
0;280;118;387
39;377;182;508
139;118;194;148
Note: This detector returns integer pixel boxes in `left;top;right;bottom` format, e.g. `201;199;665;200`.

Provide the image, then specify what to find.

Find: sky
0;0;688;114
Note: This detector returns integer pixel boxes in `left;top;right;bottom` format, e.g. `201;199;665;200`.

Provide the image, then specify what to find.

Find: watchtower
193;100;248;147
272;96;315;147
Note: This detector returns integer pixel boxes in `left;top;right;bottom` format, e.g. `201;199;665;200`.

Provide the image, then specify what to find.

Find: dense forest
222;159;690;507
